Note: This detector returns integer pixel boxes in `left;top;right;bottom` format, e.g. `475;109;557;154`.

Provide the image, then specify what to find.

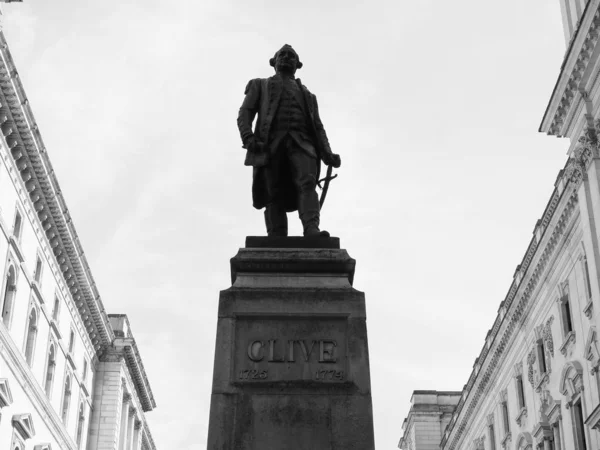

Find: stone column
133;420;142;450
552;424;561;450
543;437;552;450
118;393;131;450
126;408;136;450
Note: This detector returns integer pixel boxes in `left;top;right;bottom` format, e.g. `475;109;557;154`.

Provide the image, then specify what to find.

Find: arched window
560;361;588;450
2;265;16;327
61;375;71;423
515;432;533;450
24;308;37;366
44;344;56;397
76;403;85;448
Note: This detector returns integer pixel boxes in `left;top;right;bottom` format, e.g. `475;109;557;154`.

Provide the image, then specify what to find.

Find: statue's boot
264;204;288;237
299;190;330;238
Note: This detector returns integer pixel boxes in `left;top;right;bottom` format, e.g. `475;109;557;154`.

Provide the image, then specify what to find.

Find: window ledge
585;403;600;431
535;372;550;392
560;331;576;356
515;407;528;426
31;281;44;304
66;353;76;370
49;320;61;340
9;235;24;263
584;299;593;319
80;381;89;398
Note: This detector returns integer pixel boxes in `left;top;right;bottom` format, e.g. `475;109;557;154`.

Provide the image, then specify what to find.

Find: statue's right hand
245;136;264;153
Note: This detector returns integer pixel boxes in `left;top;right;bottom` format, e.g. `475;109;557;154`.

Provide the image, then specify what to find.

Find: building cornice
0;30;114;353
540;0;600;137
441;165;581;449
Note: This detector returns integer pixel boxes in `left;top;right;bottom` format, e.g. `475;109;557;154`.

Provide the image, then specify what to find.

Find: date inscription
238;369;268;380
314;370;344;381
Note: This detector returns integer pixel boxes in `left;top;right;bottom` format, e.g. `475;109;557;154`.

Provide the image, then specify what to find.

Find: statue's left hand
322;152;341;168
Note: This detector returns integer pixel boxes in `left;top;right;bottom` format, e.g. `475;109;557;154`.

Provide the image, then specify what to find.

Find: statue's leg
288;146;329;237
263;149;288;237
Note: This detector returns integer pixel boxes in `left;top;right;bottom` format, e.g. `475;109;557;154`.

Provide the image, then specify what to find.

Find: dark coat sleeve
311;93;333;157
237;79;261;146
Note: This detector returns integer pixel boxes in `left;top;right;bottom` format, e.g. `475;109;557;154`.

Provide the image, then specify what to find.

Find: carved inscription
234;317;347;383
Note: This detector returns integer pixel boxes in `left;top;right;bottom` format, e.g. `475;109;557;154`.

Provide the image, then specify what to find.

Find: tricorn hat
269;44;303;69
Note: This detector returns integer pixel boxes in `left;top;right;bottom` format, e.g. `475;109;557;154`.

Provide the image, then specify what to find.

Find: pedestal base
207;237;375;450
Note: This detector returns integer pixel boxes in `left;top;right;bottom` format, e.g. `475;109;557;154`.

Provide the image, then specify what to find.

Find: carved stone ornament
565;158;584;185
527;349;536;386
473;436;485;450
543;316;554;358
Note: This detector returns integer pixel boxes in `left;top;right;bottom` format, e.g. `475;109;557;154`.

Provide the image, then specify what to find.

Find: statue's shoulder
296;78;316;98
243;78;266;94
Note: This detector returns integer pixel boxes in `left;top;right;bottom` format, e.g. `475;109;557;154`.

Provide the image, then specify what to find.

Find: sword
318;164;338;210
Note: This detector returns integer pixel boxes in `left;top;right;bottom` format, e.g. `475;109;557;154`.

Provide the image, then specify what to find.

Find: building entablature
120;378;157;450
109;314;156;412
399;390;460;449
440;166;583;450
541;0;600;142
0;29;115;356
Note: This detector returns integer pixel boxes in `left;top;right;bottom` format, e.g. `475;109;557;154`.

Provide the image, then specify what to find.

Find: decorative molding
501;431;512;449
585;403;600;430
515;407;528;427
0;377;13;407
0;30;114;355
584;299;593;318
527;348;536;386
12;413;35;440
543;316;555;358
544;10;600;136
8;234;23;262
33;445;53;450
559;331;576;356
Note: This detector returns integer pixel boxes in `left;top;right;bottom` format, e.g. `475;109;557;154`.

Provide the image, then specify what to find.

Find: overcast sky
1;1;572;448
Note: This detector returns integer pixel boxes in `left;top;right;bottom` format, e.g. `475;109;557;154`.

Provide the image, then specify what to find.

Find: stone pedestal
207;237;375;450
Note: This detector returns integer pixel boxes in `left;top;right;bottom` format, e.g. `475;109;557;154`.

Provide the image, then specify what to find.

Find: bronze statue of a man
237;44;341;237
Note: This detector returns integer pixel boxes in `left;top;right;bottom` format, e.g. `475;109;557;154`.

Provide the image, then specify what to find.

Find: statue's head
270;44;302;74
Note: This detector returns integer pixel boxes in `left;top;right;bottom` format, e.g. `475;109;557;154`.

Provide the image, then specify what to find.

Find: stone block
207;239;375;449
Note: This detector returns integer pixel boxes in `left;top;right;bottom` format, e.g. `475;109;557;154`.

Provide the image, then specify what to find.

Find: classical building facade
0;5;158;450
400;1;600;450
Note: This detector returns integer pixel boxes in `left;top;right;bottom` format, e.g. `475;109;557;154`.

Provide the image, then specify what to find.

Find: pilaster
86;351;125;450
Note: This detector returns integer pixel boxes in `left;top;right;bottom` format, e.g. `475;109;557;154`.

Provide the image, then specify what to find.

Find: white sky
1;0;572;448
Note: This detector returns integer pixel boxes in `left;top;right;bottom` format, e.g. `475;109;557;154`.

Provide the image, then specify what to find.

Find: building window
1;265;16;328
68;329;75;354
12;209;22;241
82;359;88;382
76;403;85;448
488;423;497;450
33;255;42;284
560;297;574;335
572;399;587;450
516;375;526;410
44;344;56;397
583;255;593;299
24;308;37;366
501;401;510;435
537;339;547;374
51;295;60;322
61;375;71;423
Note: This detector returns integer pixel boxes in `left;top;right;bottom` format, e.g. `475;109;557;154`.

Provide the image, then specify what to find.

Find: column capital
135;420;142;430
123;392;132;403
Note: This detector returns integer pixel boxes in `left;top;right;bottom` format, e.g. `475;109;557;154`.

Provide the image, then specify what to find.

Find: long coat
237;75;333;211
